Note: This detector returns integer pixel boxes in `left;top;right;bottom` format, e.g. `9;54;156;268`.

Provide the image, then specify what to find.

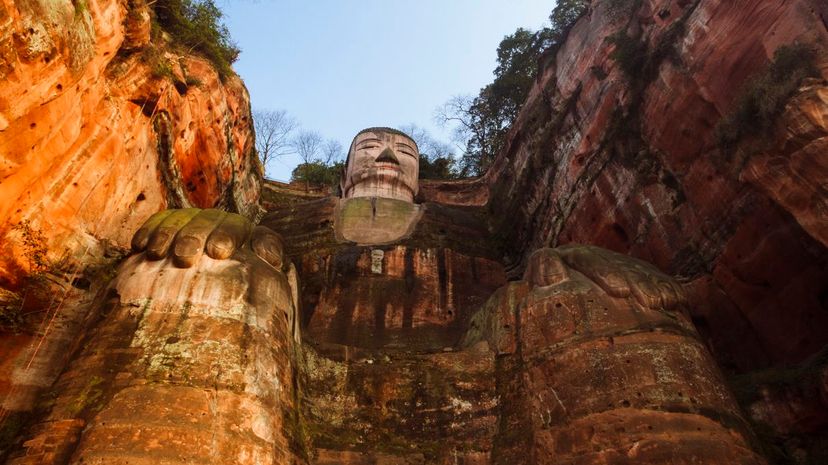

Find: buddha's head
340;127;419;202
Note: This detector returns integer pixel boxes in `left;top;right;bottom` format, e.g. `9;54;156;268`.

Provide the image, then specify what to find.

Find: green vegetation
715;44;819;149
150;0;239;79
0;290;24;332
547;0;590;46
147;51;175;79
603;7;694;171
67;375;105;416
437;0;589;176
184;75;203;87
73;0;89;18
291;161;344;189
419;153;460;180
14;220;49;274
607;31;647;81
608;19;685;86
603;0;640;19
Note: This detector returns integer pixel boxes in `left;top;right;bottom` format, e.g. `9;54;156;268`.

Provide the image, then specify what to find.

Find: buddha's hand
554;244;687;310
130;208;284;269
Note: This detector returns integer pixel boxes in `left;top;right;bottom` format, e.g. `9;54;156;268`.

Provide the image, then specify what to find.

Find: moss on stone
66;375;105;417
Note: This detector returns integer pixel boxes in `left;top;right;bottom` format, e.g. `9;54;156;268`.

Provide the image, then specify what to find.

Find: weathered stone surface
4;0;828;461
303;245;505;351
0;0;261;288
5;242;301;464
465;0;828;372
301;342;497;463
468;245;765;464
743;81;828;249
418;178;488;207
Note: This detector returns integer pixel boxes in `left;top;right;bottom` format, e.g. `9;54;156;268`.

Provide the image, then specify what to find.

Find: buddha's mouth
374;162;401;173
354;164;403;179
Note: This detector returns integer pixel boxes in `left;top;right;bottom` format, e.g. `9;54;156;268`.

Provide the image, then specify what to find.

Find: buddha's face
341;129;419;202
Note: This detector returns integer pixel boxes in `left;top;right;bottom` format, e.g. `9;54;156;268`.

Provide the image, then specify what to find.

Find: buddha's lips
374;162;401;172
357;164;402;178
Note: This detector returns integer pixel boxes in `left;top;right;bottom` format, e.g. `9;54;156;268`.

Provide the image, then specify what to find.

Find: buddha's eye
360;145;377;150
399;150;415;157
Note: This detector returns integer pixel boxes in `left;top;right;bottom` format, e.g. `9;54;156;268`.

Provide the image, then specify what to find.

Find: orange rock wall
0;0;261;287
482;0;828;371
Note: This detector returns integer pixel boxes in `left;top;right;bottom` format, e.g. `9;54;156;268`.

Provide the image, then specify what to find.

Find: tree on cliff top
436;0;588;176
289;137;345;189
254;109;298;173
399;124;461;180
292;130;325;191
151;0;239;79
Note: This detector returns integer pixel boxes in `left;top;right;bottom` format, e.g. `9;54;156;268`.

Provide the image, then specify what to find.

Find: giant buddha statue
341;127;420;202
5;128;767;464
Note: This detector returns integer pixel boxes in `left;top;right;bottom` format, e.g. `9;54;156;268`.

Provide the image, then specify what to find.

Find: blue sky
221;1;555;180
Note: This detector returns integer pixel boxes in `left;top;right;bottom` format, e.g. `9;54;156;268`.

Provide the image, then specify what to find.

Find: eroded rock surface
481;0;828;371
2;0;828;463
6;232;300;464
467;245;765;464
0;0;261;288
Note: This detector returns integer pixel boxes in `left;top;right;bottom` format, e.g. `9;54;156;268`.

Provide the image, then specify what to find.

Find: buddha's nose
375;147;400;165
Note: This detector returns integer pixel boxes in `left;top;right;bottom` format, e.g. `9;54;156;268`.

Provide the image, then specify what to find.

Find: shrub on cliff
419;154;460;180
151;0;239;79
716;44;820;149
291;161;344;188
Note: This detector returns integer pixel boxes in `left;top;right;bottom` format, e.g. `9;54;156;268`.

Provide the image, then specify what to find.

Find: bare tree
321;139;344;165
433;95;477;154
293;130;323;164
398;124;454;159
434;94;500;176
253;109;297;173
398;123;459;180
292;130;323;190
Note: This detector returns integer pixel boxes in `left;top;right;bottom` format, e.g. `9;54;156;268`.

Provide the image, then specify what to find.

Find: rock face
2;0;828;463
468;246;764;464
5;250;301;464
3;207;767;464
263;194;508;462
0;0;261;288
482;0;828;373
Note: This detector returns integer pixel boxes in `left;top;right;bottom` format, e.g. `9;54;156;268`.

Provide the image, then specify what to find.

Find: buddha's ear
339;165;347;197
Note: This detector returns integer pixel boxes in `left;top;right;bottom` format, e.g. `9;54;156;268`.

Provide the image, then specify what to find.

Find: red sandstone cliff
476;0;828;372
451;1;828;460
0;0;261;288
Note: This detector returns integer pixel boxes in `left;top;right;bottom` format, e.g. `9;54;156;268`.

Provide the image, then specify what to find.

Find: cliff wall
483;0;828;372
0;0;261;288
